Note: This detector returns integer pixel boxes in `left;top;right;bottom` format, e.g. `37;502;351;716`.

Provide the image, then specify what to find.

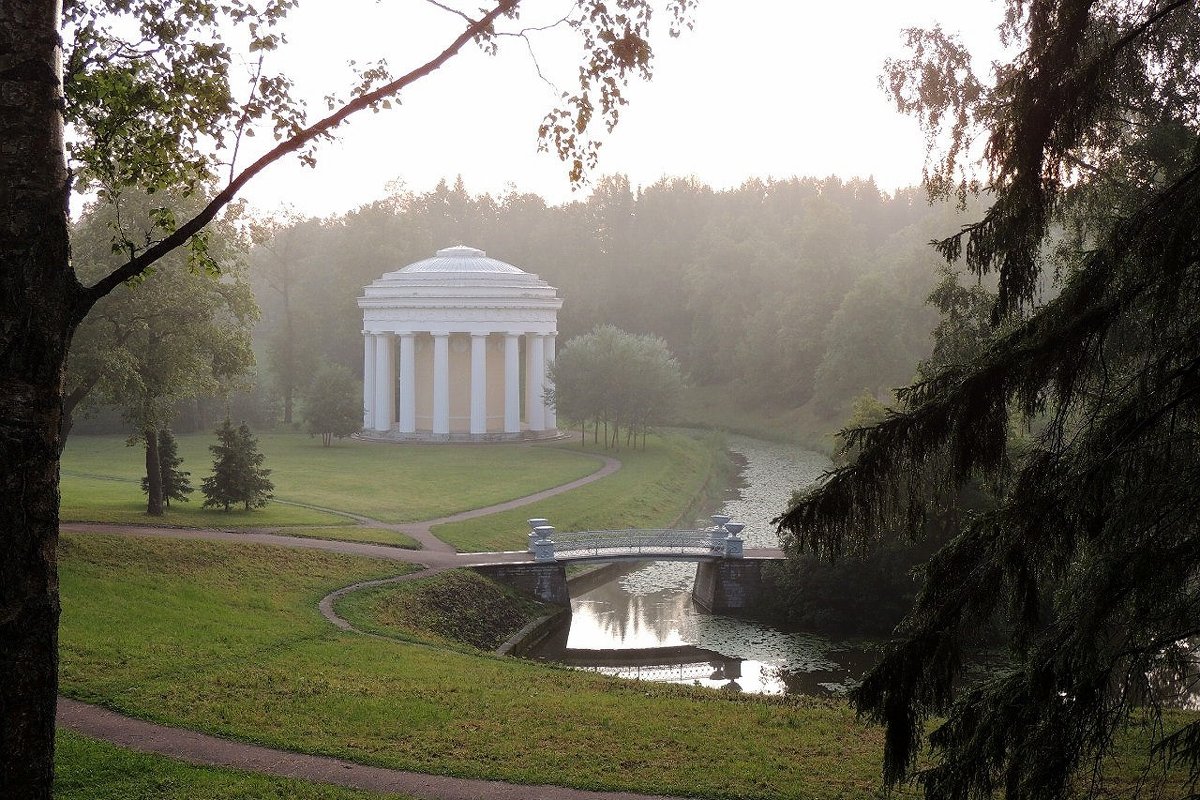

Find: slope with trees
779;2;1200;797
67;193;258;515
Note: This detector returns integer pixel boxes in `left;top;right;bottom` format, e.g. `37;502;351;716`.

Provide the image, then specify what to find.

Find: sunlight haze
237;0;1006;216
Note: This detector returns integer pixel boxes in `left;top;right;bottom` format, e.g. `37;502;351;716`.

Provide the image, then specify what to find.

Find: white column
526;333;546;431
372;333;394;431
398;333;416;433
432;332;450;435
470;333;487;435
504;333;520;434
544;332;557;431
362;333;376;430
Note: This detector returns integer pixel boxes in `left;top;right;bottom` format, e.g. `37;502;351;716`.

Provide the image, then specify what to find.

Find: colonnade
362;330;556;437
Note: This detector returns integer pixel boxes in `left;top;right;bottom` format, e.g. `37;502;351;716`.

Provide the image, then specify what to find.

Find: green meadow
433;430;730;551
54;422;1192;800
58;533;1190;799
60;432;602;527
58;534;897;800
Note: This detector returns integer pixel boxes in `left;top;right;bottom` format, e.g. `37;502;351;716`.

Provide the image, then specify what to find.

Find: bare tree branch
422;0;475;24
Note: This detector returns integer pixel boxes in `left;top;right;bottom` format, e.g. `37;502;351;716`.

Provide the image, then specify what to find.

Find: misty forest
3;1;1200;800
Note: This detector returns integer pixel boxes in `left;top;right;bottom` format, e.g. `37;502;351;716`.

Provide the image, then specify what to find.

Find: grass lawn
56;731;416;799
60;475;344;528
433;429;730;552
58;533;1192;800
675;382;840;452
284;525;421;549
60;432;603;527
58;533;899;800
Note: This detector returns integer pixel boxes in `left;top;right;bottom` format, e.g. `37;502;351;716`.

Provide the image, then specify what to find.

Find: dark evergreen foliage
140;428;192;507
201;419;274;512
778;2;1200;798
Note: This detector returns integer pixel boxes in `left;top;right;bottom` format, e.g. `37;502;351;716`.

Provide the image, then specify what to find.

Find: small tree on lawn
303;365;362;446
140;429;193;508
201;419;274;512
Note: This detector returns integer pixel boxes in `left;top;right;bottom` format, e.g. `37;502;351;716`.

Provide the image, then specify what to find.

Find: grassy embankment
57;730;415;800
59;533;895;800
59;433;602;543
433;429;731;552
336;569;550;652
675;382;842;452
58;533;1192;800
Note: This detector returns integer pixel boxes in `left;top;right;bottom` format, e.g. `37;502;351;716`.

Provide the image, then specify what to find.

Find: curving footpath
55;451;711;800
58;699;685;800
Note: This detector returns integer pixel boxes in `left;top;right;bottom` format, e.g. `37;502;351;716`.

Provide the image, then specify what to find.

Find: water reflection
529;434;1200;707
527;435;856;696
530;566;880;695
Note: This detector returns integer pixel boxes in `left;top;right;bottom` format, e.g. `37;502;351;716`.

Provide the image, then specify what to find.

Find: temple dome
394;245;525;275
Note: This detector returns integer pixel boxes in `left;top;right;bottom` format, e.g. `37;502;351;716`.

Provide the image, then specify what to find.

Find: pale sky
233;0;1008;217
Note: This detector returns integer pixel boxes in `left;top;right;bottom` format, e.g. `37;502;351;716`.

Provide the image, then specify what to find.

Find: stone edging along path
56;450;706;800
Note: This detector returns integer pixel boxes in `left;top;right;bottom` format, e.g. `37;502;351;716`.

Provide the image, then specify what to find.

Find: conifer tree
778;3;1200;798
140;429;192;508
201;419;274;512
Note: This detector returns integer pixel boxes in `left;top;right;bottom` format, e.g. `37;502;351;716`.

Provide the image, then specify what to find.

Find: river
527;434;884;696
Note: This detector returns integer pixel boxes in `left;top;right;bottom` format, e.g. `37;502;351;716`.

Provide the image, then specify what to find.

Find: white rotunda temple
357;245;562;441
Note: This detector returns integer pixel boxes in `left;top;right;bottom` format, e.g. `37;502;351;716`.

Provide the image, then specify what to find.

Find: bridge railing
550;529;719;559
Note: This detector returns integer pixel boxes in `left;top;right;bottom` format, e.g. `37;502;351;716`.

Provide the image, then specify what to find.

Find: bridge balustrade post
710;515;731;550
723;521;745;559
533;525;557;562
527;518;549;553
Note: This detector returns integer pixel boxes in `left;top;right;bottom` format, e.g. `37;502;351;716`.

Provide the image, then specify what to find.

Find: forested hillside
252;175;972;430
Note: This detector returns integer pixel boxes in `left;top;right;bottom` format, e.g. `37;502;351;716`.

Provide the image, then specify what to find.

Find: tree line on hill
68;173;971;461
65;173;977;514
249;174;971;427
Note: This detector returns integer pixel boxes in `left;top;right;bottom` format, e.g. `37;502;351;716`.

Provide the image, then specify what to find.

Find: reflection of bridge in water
548;645;744;686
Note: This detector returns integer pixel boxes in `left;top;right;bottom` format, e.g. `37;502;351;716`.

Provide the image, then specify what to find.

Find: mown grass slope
60;433;602;527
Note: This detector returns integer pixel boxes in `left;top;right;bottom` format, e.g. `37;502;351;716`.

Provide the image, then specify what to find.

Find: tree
778;3;1200;798
66;192;258;515
0;1;695;794
303;364;362;446
140;428;193;508
549;325;683;449
201;419;274;511
249;212;318;426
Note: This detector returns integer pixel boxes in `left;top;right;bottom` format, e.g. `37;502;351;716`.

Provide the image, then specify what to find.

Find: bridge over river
471;516;784;614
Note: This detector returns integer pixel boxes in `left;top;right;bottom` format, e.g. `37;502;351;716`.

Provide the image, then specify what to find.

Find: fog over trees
250;174;967;425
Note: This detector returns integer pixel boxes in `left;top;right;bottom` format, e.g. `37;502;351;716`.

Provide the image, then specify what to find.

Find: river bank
520;434;891;697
